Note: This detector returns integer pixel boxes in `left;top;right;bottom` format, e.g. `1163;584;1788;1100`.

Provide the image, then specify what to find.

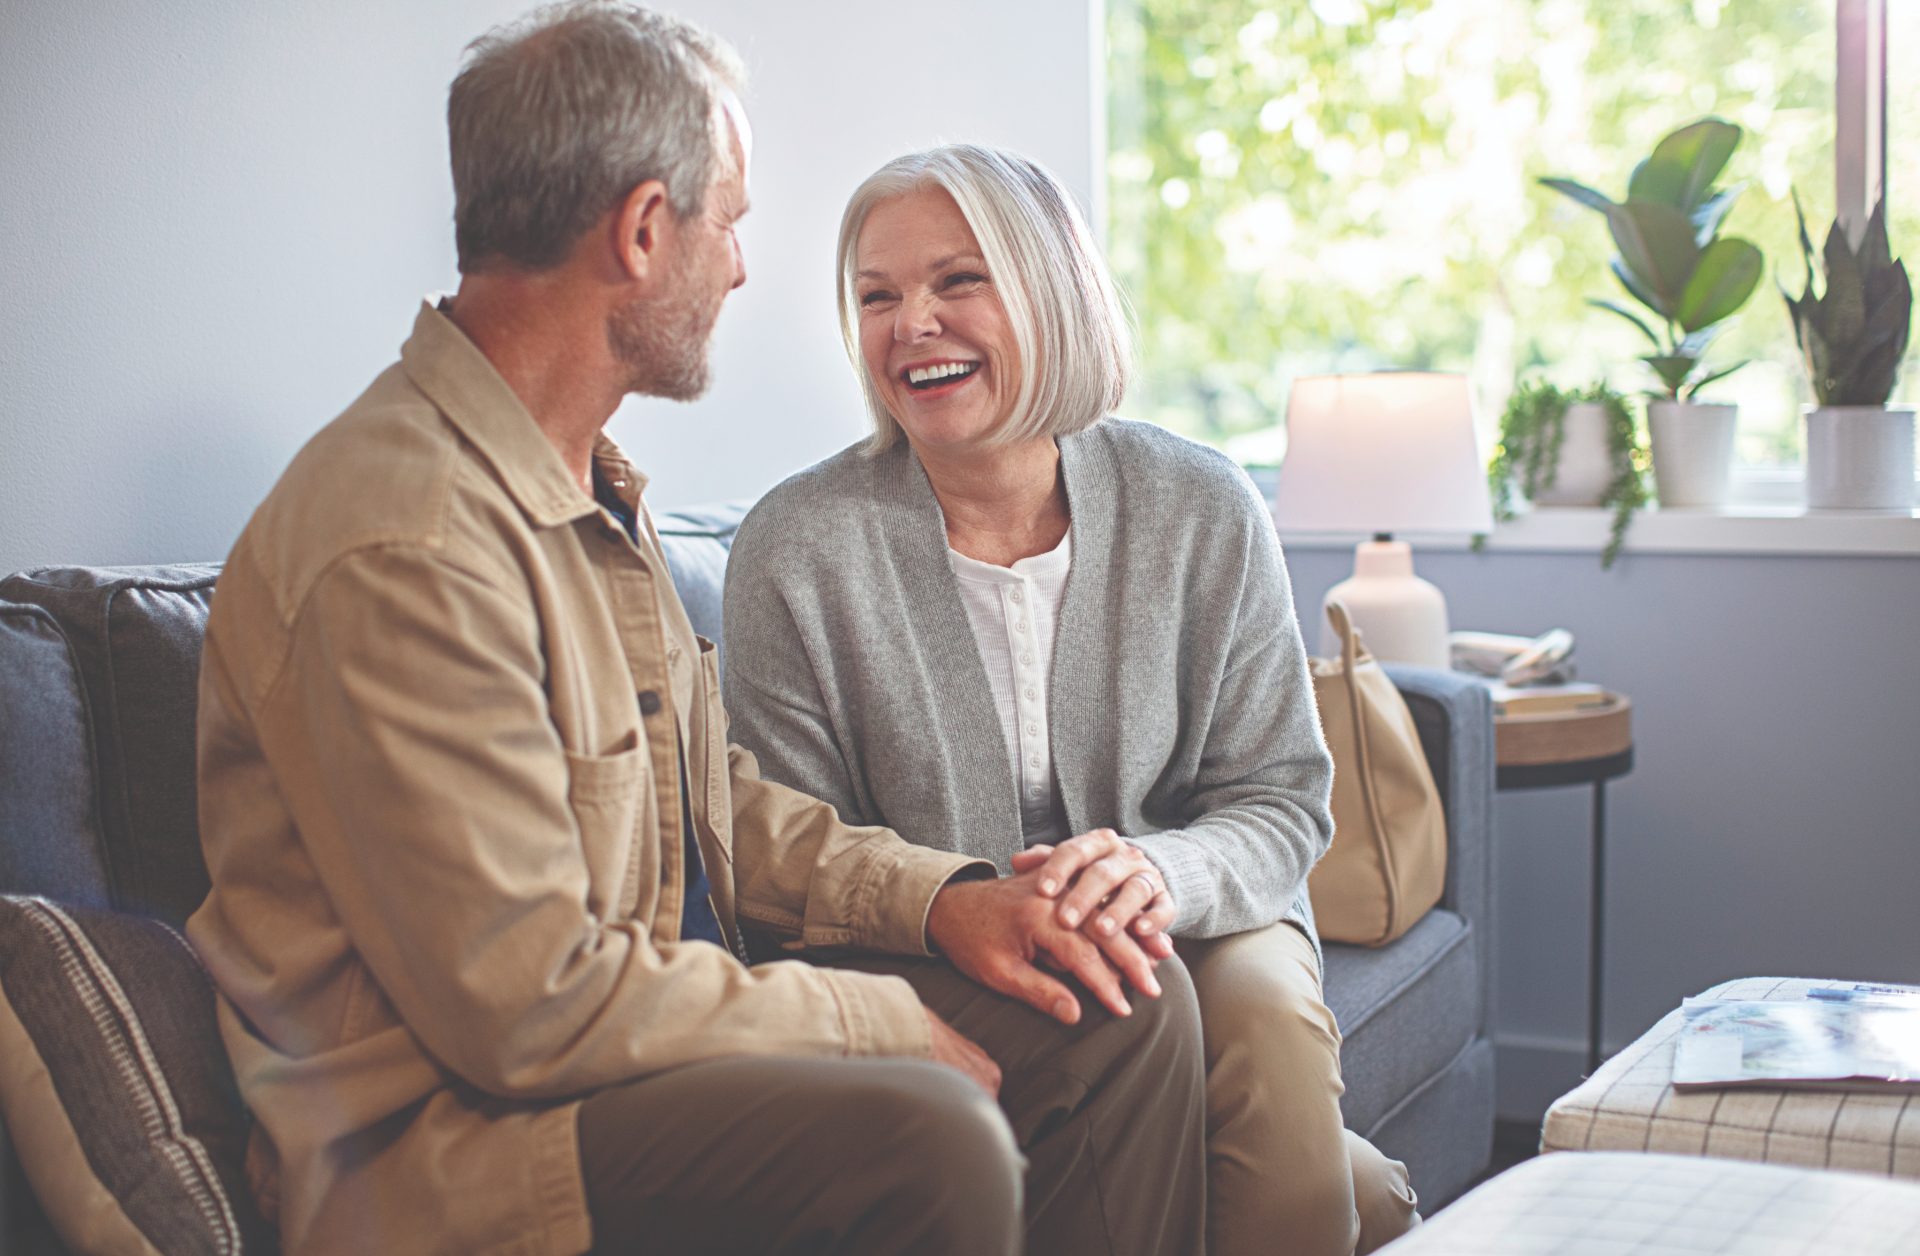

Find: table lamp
1272;373;1493;668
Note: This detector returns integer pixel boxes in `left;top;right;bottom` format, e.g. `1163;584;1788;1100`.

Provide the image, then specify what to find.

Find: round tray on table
1494;694;1632;789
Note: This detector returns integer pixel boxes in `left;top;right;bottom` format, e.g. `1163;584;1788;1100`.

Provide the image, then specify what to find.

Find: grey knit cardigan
722;419;1335;944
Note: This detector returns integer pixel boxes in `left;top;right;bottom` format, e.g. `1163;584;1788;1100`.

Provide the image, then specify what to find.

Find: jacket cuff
1128;833;1213;936
820;970;934;1058
853;845;997;958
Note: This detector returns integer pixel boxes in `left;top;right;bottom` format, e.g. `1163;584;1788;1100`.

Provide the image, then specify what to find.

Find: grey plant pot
1648;400;1737;508
1805;405;1917;510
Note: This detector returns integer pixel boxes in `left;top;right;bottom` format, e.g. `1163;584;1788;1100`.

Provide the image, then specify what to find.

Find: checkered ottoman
1378;1152;1920;1254
1543;977;1920;1177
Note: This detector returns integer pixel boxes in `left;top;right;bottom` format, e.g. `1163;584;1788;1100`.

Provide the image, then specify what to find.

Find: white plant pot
1647;400;1737;508
1531;402;1614;507
1805;406;1917;510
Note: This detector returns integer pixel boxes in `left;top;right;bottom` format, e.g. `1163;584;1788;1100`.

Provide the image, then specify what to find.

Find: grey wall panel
1283;544;1920;1111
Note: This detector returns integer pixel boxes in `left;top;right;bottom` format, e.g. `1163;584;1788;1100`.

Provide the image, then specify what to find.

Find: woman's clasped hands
926;827;1177;1029
1016;827;1176;960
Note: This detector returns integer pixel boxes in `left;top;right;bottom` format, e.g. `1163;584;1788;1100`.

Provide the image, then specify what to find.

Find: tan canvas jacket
185;303;987;1256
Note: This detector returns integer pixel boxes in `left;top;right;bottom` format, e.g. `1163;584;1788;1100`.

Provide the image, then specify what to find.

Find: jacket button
638;690;662;716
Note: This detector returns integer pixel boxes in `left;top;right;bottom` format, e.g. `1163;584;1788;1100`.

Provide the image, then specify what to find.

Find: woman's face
854;187;1020;453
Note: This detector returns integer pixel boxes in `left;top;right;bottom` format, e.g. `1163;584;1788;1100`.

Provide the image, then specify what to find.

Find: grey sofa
0;501;1495;1251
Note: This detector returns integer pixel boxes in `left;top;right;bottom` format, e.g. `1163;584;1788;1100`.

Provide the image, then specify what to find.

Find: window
1108;0;1914;477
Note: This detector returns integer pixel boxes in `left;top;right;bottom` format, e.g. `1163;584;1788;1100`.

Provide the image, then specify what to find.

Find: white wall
0;0;1097;573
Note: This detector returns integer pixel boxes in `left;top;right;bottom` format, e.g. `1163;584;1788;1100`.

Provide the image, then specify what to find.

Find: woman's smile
901;358;983;397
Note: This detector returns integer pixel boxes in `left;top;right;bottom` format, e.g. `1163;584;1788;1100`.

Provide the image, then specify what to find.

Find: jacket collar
591;436;651;518
399;300;610;530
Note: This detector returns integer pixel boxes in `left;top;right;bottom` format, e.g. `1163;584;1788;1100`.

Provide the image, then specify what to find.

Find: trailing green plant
1541;118;1764;400
1483;381;1648;569
1782;194;1912;406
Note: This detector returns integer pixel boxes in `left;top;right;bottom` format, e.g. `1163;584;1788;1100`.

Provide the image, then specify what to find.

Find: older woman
723;144;1419;1256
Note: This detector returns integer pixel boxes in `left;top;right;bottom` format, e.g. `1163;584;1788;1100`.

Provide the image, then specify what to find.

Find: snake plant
1783;194;1912;406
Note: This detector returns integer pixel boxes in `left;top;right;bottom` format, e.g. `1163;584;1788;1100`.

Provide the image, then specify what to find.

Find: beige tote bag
1306;601;1448;946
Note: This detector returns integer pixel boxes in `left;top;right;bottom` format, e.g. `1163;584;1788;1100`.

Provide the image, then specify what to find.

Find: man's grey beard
607;283;717;402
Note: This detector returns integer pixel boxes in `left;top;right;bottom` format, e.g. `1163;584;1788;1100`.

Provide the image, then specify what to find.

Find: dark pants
579;952;1208;1256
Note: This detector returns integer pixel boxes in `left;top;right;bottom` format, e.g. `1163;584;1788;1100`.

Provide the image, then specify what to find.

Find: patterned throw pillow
0;895;276;1254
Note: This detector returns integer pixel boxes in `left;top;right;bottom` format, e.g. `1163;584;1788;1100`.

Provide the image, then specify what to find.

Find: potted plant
1487;381;1648;568
1783;195;1914;509
1542;118;1764;508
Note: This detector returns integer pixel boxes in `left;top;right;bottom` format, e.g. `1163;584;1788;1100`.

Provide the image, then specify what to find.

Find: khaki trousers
579;951;1207;1256
1175;922;1422;1256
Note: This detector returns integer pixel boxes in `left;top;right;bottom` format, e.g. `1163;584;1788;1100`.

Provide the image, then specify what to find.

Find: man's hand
927;868;1164;1025
926;1007;1001;1098
1012;830;1177;962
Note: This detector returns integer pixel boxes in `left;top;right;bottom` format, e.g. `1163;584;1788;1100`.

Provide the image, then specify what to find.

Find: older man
186;5;1204;1256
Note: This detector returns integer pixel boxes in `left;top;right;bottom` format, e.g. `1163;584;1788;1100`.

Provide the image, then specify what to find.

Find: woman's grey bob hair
836;145;1134;452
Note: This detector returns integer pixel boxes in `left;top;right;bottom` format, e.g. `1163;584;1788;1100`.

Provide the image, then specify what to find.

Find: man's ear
614;179;672;281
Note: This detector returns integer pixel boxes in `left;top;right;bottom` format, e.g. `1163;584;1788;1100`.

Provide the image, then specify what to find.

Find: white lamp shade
1272;373;1494;534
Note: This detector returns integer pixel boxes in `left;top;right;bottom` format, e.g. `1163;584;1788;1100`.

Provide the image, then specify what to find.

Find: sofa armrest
1382;663;1495;1035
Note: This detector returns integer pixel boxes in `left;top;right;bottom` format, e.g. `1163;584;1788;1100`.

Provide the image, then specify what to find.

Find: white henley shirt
947;531;1072;846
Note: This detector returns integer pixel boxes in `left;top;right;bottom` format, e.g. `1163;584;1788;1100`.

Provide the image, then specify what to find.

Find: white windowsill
1268;464;1920;558
1277;504;1920;558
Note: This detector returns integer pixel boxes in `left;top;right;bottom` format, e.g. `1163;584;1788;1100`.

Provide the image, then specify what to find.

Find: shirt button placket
1012;575;1044;818
1004;581;1029;803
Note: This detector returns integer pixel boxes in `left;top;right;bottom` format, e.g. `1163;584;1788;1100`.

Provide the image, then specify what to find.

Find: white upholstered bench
1542;977;1920;1177
1536;975;1920;1183
1378;1151;1920;1254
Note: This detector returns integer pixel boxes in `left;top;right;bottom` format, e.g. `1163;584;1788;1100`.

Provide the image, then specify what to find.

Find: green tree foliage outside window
1106;0;1915;469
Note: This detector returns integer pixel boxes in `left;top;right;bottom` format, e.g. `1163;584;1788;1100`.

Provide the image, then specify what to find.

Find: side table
1494;694;1633;1074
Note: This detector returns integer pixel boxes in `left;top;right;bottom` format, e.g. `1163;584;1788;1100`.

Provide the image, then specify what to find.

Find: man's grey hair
836;144;1133;453
450;2;745;272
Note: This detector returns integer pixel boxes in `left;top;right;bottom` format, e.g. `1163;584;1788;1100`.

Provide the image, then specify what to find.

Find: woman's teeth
906;362;980;389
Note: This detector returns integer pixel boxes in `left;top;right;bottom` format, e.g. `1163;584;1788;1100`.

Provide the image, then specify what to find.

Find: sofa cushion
0;601;110;909
0;895;274;1255
1323;908;1479;1136
0;568;220;927
655;502;748;674
1368;1036;1495;1212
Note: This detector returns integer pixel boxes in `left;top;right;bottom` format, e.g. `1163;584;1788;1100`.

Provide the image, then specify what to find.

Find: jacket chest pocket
566;739;654;922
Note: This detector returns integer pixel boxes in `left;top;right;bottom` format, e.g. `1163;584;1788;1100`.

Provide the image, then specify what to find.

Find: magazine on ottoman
1673;982;1920;1092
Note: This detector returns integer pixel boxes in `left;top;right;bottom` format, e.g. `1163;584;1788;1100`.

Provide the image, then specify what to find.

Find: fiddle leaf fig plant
1541;119;1764;399
1783;193;1912;406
